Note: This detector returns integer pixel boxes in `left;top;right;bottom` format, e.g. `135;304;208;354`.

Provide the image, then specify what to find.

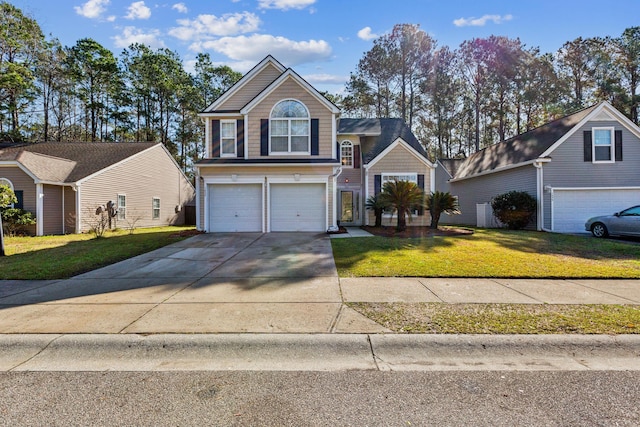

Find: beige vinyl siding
216;63;282;111
246;78;335;158
0;166;36;213
79;145;195;232
446;166;537;226
42;184;63;235
199;164;335;229
367;144;433;227
63;186;76;234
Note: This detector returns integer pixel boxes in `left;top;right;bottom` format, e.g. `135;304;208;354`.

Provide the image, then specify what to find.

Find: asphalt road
1;371;638;426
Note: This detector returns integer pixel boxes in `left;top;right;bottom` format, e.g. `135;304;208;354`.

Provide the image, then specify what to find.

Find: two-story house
196;55;435;233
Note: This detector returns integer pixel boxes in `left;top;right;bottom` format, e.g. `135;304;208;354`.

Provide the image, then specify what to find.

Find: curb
2;333;639;372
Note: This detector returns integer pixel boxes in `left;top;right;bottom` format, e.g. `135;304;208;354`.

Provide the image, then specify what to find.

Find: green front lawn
332;229;640;278
0;226;195;280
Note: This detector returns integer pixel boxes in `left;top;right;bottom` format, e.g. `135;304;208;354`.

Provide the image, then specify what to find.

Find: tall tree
556;37;601;108
0;1;44;139
194;53;241;110
614;27;640;124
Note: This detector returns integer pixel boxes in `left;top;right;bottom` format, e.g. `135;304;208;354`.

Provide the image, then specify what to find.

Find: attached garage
270;183;326;232
551;188;640;233
208;183;263;232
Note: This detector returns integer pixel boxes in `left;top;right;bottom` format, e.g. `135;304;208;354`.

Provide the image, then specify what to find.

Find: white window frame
269;99;310;155
381;173;418;186
0;178;14;208
220;120;237;157
117;194;126;220
152;197;160;220
592;127;615;164
340;140;353;167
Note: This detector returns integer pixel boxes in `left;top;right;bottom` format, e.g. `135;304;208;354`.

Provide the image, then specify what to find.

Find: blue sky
11;0;640;92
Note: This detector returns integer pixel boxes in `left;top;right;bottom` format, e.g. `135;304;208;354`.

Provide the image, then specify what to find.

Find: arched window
270;99;310;153
340;141;353;167
0;178;15;208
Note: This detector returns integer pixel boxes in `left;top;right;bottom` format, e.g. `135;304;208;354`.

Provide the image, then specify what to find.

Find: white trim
0;162;39;182
204;118;211;160
200;112;247;118
75;185;81;233
449;158;551;183
203;177;266;233
381;172;418;184
117;193;126;220
364;138;435;169
61;187;65;234
152;197;161;220
36;183;43;236
244;116;249;159
591;126;615;164
266;177;328;232
540;101;640;158
197;162;339;168
268;99;311;155
339;140;354;168
195;175;201;230
240;69;341;115
220;119;238;157
203;55;286;113
430;166;436;193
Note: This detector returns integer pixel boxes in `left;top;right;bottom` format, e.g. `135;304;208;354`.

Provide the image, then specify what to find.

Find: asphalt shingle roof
452;105;597;179
0;142;157;183
338;118;429;164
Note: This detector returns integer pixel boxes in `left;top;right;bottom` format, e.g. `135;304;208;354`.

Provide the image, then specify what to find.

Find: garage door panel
553;189;640;233
209;184;262;232
270;184;326;232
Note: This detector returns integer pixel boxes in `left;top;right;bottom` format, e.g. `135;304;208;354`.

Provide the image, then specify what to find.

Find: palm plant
365;193;389;227
379;180;424;231
426;191;460;229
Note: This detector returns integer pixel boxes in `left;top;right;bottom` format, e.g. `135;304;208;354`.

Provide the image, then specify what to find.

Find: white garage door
553;188;640;233
270;183;326;232
208;184;262;232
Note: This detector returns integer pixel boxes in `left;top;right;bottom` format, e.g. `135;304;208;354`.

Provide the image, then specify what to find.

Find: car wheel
591;222;609;238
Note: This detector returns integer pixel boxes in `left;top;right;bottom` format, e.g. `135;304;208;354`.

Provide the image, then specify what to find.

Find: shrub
365;194;389;227
426;191;460;229
1;208;36;236
491;191;537;230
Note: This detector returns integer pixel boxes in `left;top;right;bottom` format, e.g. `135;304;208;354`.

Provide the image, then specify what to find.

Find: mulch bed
169;229;205;238
361;225;473;238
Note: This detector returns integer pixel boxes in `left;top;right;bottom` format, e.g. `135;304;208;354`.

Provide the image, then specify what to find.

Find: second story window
220;120;237;157
340;141;353;167
270;100;309;154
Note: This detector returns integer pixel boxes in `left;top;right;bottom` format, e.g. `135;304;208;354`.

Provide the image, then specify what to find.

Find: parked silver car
585;205;640;238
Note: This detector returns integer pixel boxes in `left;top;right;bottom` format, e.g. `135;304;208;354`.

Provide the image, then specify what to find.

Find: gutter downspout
36;183;44;236
329;166;343;230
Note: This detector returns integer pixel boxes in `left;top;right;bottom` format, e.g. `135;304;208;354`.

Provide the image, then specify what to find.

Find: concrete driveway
0;233;386;334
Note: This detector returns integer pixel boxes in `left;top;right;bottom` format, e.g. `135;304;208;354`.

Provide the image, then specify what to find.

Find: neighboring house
196;55;435;232
436;101;640;233
0;142;195;235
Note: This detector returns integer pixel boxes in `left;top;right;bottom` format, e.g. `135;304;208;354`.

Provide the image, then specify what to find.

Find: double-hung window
270;100;309;154
152;197;160;219
117;194;126;220
341;141;353;167
220;120;237;157
592;127;614;163
382;173;418;186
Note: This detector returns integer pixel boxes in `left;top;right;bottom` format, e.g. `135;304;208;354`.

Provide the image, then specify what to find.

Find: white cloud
169;12;261;40
113;26;166;48
74;0;110;19
453;14;513;27
303;73;347;85
193;34;332;66
125;1;151;20
172;3;188;13
357;27;378;41
258;0;316;11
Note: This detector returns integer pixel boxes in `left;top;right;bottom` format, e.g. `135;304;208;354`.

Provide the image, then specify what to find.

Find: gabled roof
437;158;465;178
0;142;157;183
452;104;598;180
339;118;430;165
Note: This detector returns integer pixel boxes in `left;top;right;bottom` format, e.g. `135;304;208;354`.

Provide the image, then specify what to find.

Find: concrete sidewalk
0;232;638;334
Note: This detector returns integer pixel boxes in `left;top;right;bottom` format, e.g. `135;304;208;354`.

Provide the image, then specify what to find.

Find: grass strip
0;226;195;280
347;302;640;334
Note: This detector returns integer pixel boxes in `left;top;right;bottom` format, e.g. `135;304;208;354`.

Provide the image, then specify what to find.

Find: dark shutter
236;119;244;158
615;130;623;161
211;120;220;157
583;131;592;162
260;119;269;156
353;145;361;169
417;174;425;215
374;175;381;195
311;119;319;155
14;190;23;210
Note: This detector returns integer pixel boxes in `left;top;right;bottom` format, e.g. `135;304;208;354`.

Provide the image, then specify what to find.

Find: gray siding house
0;142;195;235
436;102;640;233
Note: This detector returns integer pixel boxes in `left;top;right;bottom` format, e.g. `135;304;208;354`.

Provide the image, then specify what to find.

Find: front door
339;190;361;226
